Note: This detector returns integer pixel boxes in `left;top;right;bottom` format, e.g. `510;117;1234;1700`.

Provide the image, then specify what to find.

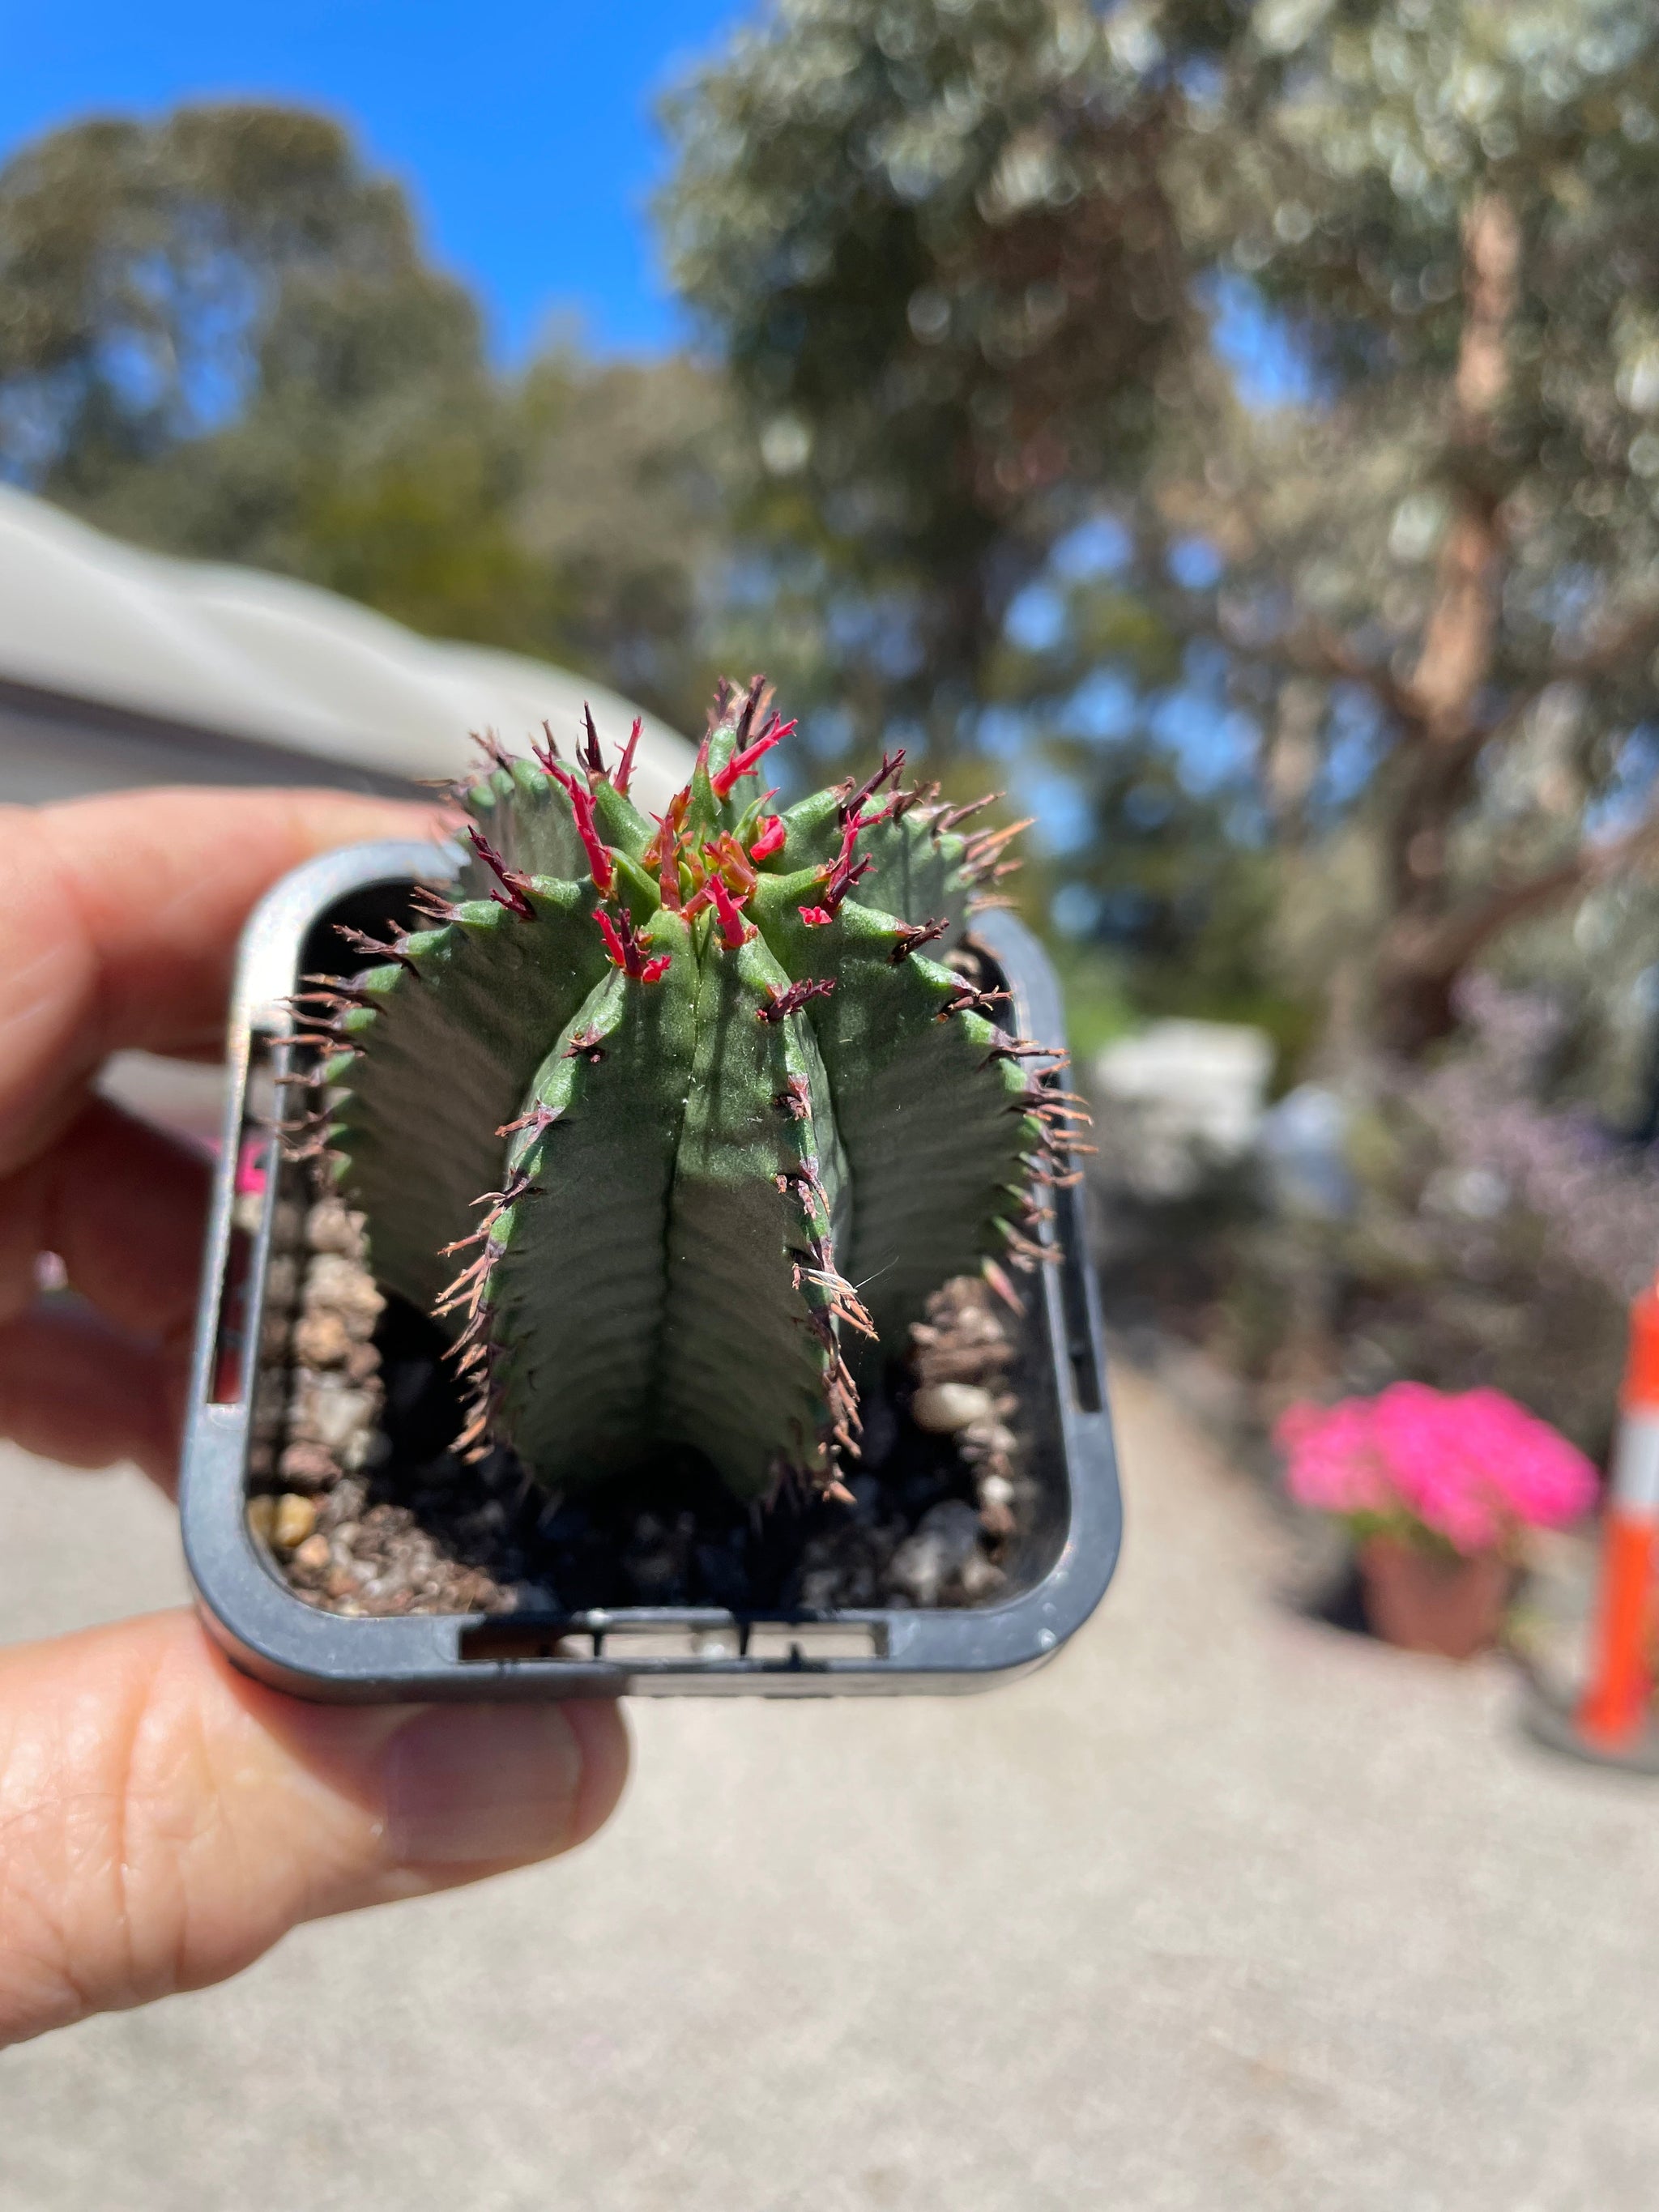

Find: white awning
0;482;693;808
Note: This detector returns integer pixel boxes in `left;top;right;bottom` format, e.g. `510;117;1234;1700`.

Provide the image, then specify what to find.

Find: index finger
0;786;440;1177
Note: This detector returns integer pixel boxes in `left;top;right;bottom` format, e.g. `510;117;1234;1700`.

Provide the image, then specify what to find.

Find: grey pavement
2;1367;1656;2211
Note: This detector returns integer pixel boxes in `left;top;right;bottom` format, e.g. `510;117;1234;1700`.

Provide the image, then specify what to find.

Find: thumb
0;1609;628;2049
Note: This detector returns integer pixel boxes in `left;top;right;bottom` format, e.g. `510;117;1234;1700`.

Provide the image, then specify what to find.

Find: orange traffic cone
1575;1279;1659;1751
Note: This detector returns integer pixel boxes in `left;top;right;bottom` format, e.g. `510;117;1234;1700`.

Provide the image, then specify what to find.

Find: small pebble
278;1439;341;1490
289;1373;379;1454
887;1498;983;1604
911;1383;995;1434
961;1419;1018;1460
304;1251;378;1311
978;1472;1015;1509
343;1340;382;1385
306;1200;366;1259
292;1311;352;1367
339;1426;382;1473
292;1532;331;1576
958;1551;1006;1600
273;1493;318;1549
245;1495;277;1545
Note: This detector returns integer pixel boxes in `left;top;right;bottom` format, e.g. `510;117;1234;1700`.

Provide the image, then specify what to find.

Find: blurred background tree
0;103;735;735
657;0;1292;1051
10;10;1659;1079
0;107;488;569
659;0;1200;775
1146;0;1659;1059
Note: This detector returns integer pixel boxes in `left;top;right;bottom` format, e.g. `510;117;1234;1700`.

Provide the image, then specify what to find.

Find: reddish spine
596;907;671;984
757;978;835;1023
838;748;906;824
467;828;536;919
544;761;616;893
712;715;794;799
709;874;754;950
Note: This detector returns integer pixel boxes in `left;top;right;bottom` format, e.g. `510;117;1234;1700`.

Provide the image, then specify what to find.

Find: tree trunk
1367;194;1520;1058
1369;914;1468;1059
1261;675;1323;848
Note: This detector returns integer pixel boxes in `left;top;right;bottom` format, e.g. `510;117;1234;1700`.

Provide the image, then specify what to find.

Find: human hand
0;789;629;2050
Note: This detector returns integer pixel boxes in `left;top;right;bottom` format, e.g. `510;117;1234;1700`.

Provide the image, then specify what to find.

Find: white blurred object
1091;1019;1276;1200
96;1052;228;1153
0;482;692;809
1258;1083;1356;1219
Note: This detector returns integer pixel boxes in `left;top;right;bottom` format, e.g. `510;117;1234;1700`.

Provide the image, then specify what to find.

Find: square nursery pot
181;837;1122;1699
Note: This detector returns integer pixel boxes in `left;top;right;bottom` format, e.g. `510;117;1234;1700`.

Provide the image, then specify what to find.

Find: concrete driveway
2;1367;1655;2210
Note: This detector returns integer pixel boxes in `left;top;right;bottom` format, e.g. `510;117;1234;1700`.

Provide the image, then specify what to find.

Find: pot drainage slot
746;1622;881;1660
209;1218;255;1404
1056;1183;1104;1414
601;1626;743;1660
458;1624;595;1663
211;1041;280;1405
458;1618;885;1665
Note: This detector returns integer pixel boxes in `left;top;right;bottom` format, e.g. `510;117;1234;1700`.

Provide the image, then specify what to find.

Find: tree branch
1287;619;1427;729
1547;596;1659;689
1404;801;1659;983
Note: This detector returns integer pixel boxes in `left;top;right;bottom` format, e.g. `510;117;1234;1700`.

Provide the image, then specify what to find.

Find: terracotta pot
1357;1535;1512;1660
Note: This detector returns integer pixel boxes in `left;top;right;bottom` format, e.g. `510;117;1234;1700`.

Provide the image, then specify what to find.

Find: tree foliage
0;103;735;738
0;105;480;512
16;23;1659;1065
1146;0;1659;1051
660;0;1196;763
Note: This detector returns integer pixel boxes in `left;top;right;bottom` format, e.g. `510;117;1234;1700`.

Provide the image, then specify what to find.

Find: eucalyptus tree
659;0;1202;769
1156;0;1659;1052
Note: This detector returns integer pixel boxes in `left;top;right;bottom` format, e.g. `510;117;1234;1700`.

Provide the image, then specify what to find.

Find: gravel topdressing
245;1189;1047;1620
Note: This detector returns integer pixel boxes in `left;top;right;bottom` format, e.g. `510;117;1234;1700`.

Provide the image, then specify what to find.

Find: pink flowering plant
1274;1384;1598;1558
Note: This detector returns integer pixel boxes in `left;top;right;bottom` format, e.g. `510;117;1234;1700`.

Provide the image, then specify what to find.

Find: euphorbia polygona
296;679;1080;1500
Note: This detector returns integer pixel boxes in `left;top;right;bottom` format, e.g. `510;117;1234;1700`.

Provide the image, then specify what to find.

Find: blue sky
0;0;750;359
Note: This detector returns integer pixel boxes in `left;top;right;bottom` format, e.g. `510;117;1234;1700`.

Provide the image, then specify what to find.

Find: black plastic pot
181;838;1122;1699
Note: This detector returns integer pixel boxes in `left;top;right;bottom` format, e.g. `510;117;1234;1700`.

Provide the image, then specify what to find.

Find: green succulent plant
295;680;1078;1501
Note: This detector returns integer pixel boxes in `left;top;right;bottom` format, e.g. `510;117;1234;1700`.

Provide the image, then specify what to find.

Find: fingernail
382;1705;584;1865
